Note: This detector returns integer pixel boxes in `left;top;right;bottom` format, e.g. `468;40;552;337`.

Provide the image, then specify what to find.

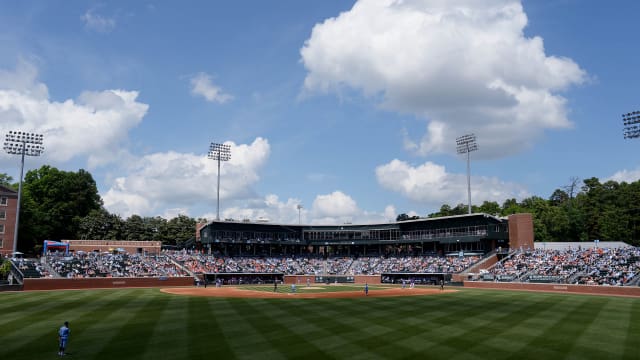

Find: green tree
579;177;603;241
165;215;197;246
124;215;146;240
549;189;569;207
478;201;501;216
143;216;168;243
451;203;469;215
0;259;12;280
0;173;13;187
78;209;125;240
501;198;523;215
18;166;102;252
396;213;410;222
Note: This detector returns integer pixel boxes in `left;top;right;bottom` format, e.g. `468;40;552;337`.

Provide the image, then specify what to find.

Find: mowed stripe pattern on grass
0;288;638;360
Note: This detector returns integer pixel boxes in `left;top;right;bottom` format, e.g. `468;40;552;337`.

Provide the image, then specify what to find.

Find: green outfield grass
1;287;638;360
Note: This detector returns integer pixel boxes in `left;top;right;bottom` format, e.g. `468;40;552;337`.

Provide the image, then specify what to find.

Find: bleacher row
9;246;640;286
45;252;189;278
165;253;481;276
483;247;640;286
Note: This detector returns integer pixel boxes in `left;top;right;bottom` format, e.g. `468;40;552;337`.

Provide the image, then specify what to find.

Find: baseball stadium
1;212;639;359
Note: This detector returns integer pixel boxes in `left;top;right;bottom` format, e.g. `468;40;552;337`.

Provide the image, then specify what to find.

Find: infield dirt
161;286;456;299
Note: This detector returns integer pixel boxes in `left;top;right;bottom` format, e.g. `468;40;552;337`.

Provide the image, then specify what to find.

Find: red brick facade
22;276;194;291
464;280;640;297
508;213;535;250
196;222;207;242
0;185;18;257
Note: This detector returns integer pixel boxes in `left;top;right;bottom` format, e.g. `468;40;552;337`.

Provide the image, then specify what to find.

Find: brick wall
508;213;534;250
464;281;640;297
0;186;18;257
23;276;194;291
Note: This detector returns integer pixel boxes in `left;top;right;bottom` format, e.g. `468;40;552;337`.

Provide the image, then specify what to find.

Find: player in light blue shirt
58;321;70;356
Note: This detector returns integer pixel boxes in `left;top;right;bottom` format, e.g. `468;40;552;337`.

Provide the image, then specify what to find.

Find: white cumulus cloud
217;191;397;225
103;138;270;217
607;168;640;183
190;72;233;104
312;191;359;218
375;159;528;207
308;191;396;224
0;60;148;168
221;195;303;224
301;0;586;157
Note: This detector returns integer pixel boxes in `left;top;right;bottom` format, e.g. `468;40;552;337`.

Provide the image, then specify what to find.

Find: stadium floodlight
208;142;231;221
623;111;640;139
456;133;478;215
4;131;44;255
297;204;303;225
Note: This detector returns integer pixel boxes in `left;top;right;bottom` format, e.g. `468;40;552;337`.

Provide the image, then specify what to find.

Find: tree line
398;177;640;246
1;166;200;254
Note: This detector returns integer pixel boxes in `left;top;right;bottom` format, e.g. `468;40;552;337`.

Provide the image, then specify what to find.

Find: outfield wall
464;281;640;297
23;276;194;291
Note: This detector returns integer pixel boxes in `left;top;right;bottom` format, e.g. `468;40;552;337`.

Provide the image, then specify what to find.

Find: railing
9;260;24;284
462;249;498;274
40;256;59;278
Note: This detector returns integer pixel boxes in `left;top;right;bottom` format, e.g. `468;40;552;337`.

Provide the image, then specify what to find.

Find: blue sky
0;0;638;224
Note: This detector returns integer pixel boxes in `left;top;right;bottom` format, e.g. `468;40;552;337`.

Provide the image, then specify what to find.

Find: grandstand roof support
208;142;231;221
456;134;478;214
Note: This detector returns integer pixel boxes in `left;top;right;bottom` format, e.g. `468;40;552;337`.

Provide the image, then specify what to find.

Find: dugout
314;275;356;284
203;272;284;285
381;273;452;285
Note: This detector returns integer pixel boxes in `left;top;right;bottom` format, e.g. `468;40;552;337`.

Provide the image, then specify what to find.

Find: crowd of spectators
175;253;326;275
12;258;49;278
25;252;482;278
352;255;479;275
169;252;479;276
486;247;640;286
44;252;188;278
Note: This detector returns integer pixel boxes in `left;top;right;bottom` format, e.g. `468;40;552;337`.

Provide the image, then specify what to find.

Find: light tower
3;131;44;254
208;142;231;221
297;204;303;225
456;133;478;214
623;111;640;139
